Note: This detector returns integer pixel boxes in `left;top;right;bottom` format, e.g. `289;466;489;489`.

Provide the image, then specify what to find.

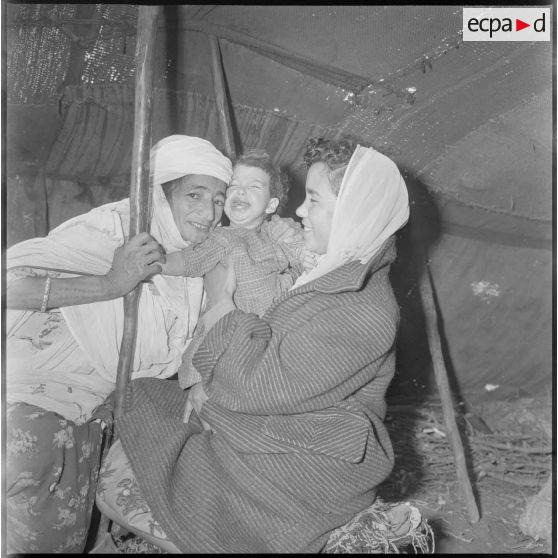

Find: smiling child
161;149;307;387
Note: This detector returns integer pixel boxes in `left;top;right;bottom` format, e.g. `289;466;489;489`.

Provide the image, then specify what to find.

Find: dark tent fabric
6;4;553;400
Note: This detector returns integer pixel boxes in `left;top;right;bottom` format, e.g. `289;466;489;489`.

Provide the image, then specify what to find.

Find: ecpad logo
463;8;551;41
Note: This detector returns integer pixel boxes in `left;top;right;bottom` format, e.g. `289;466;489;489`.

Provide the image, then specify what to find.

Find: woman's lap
6;400;110;553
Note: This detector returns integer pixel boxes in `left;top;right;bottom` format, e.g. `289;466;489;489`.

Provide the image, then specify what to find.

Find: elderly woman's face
296;162;337;254
168;174;227;244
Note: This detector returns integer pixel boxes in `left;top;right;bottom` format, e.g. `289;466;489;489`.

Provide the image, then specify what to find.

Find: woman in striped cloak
102;137;410;553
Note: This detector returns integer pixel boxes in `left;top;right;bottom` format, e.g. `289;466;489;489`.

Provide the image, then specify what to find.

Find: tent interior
5;4;554;553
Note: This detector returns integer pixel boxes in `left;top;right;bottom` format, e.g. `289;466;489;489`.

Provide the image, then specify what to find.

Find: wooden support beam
414;234;481;524
208;34;238;159
180;19;368;91
114;5;161;420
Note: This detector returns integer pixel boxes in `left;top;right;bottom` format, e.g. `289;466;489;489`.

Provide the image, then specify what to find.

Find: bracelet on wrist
40;276;52;313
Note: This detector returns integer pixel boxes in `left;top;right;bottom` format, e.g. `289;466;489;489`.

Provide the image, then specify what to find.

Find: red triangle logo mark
516;18;530;31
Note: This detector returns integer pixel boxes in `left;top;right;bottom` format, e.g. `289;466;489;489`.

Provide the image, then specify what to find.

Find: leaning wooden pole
114;5;161;420
415;234;480;524
208;34;237;159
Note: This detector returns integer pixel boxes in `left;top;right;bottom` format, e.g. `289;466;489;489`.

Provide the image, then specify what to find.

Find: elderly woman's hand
183;382;212;431
203;255;236;310
105;232;166;297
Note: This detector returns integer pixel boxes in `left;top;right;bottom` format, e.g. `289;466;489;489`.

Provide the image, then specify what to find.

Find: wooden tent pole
414;234;480;524
91;8;161;550
114;5;161;420
208;34;237;159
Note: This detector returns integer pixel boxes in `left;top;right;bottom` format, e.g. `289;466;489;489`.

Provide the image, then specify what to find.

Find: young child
161;149;306;388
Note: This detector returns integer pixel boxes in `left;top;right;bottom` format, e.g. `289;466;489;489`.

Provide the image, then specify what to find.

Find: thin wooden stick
92;8;160;549
415;240;481;523
484;472;548;487
208;34;237;159
474;441;552;455
114;5;161;420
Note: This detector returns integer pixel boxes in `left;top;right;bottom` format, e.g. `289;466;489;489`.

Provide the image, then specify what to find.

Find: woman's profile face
168;174;227;244
296;162;338;254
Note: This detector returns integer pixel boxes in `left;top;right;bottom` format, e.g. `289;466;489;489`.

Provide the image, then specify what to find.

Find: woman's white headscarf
292;145;410;288
7;135;232;383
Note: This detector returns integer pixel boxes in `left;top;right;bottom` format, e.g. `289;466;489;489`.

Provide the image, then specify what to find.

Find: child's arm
160;251;187;276
160;231;229;277
267;216;306;275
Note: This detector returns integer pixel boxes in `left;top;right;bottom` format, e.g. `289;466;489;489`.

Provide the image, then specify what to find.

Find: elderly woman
98;137;410;553
5;135;232;553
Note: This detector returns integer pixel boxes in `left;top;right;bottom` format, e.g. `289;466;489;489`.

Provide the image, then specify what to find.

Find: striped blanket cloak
118;238;399;553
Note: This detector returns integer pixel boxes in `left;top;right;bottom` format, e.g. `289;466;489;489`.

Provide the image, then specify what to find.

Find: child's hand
183;382;212;431
301;248;319;272
268;215;302;244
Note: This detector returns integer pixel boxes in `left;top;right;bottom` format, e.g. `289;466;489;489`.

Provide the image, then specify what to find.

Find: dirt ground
395;478;550;554
379;392;552;554
113;484;550;554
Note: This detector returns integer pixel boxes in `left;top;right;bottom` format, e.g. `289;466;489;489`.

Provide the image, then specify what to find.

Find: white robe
6;183;204;423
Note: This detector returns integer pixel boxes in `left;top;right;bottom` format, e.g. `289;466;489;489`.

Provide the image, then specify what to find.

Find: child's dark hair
235;149;289;212
303;137;359;195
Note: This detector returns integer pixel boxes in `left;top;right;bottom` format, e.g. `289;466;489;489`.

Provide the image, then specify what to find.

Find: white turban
151;135;233;186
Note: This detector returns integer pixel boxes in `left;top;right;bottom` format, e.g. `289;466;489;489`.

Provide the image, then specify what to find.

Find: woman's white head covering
150;135;233;253
293;145;410;288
